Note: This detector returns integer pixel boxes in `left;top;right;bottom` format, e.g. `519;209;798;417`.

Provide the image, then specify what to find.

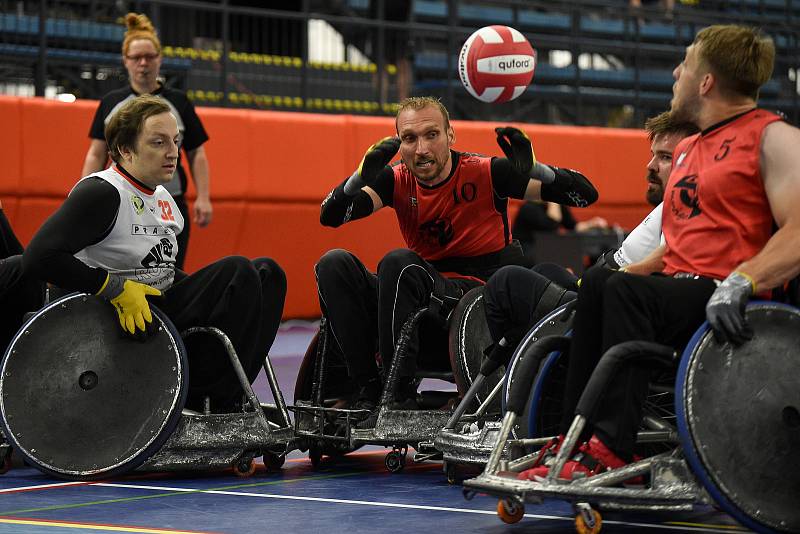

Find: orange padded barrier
0;96;652;318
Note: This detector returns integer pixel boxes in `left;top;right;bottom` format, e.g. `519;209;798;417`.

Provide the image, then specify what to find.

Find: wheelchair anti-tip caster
574;503;602;534
233;457;256;477
384;447;407;473
497;498;524;524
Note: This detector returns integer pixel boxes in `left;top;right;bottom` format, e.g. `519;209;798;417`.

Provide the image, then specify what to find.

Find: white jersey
613;203;664;267
74;166;184;290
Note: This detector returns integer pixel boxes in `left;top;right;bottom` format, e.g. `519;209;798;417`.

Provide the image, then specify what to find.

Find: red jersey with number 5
662;109;782;280
392;153;510;261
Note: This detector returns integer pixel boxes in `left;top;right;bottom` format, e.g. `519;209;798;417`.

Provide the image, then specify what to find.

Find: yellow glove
98;274;161;334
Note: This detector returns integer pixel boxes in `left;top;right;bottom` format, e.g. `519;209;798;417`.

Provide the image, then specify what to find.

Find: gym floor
0;324;748;533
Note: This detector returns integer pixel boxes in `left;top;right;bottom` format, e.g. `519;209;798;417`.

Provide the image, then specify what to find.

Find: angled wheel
497;498;524;524
676;302;800;534
0;293;188;481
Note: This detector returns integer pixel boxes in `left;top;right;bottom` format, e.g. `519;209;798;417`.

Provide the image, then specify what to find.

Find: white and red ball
458;25;536;103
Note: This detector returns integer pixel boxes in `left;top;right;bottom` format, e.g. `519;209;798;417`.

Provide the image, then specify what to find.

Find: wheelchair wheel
502;302;574;439
0;293;188;481
448;287;501;410
677;302;800;534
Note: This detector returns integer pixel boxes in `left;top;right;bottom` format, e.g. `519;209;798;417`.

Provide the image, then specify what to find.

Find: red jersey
662;109;782;280
391;153;510;262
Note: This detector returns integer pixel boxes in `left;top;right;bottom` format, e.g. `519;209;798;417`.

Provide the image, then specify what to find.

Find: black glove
357;136;400;185
705;271;755;346
495;126;535;177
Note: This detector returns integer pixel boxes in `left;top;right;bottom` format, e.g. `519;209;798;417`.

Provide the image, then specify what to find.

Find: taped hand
705;271;755;346
357;136;401;185
495;126;536;177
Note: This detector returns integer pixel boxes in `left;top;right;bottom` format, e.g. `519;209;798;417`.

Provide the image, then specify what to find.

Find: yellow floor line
0;517;213;533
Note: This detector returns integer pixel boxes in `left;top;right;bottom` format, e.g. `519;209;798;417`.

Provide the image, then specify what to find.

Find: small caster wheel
575;506;602;534
384;450;405;473
263;452;285;471
445;463;458;485
0;452;11;475
497;498;524;524
309;444;322;468
233;458;256;477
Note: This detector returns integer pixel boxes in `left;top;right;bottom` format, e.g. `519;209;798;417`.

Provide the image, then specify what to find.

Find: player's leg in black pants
484;265;576;355
375;248;479;402
558;266;620;435
0;255;45;351
160;255;275;412
315;249;381;405
590;275;717;460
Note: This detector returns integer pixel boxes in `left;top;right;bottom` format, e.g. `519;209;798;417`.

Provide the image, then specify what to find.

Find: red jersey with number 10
662;109;782;280
392;153;509;262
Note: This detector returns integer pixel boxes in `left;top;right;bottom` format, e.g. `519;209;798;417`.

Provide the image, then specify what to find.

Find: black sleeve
0;209;23;258
23;178;120;294
319;167;395;228
88;99;108;140
177;95;209;152
490;157;530;199
320;178;378;228
541;166;599;207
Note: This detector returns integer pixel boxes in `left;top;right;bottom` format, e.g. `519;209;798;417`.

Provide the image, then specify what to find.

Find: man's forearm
188;149;211;200
736;222;800;291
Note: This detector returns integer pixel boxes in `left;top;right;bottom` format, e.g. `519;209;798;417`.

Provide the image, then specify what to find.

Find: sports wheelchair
463;301;800;533
435;300;577;483
0;293;297;480
290;286;494;473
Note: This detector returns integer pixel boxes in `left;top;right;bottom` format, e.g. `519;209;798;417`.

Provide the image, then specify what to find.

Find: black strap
531;281;570;325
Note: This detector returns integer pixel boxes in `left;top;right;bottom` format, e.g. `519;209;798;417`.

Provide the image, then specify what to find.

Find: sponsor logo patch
130;195;145;215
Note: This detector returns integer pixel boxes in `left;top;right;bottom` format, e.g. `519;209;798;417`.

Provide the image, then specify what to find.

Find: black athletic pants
315;248;480;386
562;266;717;459
158;255;286;411
483;263;578;347
0;255;45;351
0;210;45;352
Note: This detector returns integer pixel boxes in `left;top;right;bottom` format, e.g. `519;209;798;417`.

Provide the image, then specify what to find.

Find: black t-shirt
88;83;209;196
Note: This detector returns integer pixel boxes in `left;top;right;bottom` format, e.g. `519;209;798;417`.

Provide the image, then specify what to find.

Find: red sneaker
516;435;564;481
557;435;641;484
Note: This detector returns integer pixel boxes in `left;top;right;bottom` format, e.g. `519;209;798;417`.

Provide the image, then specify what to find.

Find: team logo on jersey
130;195;145;215
669;174;702;219
141;238;175;267
420;218;454;247
410;196;417;207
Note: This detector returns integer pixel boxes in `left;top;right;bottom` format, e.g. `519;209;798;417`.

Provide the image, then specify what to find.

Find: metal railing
0;0;797;126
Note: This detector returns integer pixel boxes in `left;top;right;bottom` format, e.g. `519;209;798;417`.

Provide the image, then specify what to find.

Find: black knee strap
428;275;460;328
531;281;571;325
